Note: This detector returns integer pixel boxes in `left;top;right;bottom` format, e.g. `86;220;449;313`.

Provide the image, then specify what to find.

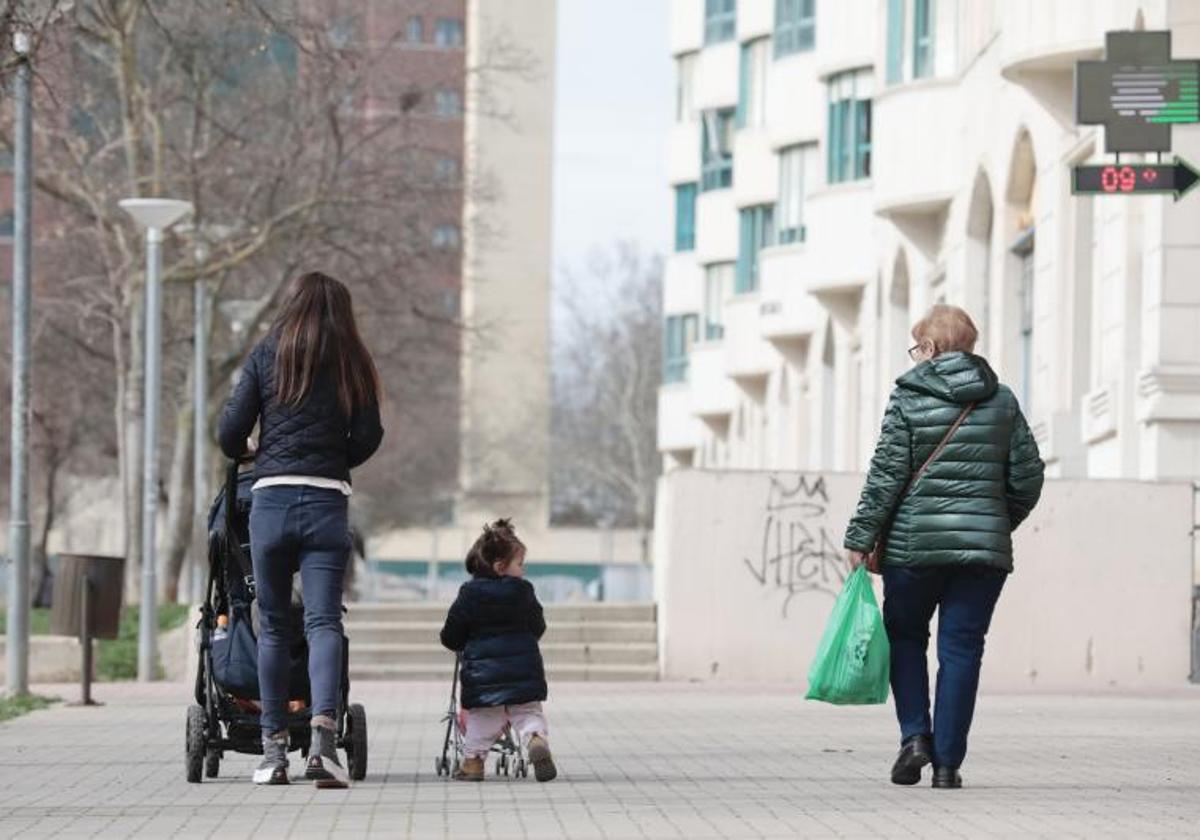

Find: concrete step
345;621;657;645
350;642;658;667
349;662;659;682
346;602;656;624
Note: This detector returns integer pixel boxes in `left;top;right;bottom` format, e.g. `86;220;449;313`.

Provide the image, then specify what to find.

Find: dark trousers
881;564;1006;770
249;485;349;735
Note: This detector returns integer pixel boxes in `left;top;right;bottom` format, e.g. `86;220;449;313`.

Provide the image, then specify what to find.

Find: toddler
440;519;557;782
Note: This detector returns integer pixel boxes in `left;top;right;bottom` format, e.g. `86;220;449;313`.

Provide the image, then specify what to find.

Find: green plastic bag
805;567;890;705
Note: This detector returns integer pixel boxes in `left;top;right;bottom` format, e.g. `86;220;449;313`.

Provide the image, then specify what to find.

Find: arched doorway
1005;129;1037;413
966;169;994;355
888;250;911;382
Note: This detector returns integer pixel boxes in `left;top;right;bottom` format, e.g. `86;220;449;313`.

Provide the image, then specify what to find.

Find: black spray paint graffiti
742;475;850;618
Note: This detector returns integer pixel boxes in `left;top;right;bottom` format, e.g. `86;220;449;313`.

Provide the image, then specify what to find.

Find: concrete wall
654;469;1195;691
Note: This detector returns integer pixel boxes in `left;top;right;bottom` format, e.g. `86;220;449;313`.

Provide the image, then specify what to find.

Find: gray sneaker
252;731;289;785
305;724;349;788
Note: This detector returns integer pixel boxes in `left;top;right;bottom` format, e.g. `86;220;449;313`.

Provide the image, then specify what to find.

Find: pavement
1;680;1199;839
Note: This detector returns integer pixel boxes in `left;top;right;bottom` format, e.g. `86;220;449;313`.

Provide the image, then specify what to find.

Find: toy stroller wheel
185;705;205;784
347;703;368;781
452;758;461;777
435;756;444;777
205;749;220;779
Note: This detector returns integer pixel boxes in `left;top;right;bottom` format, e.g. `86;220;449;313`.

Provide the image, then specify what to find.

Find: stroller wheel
346;703;368;781
435;756;444;777
185;705;205;784
205;749;220;779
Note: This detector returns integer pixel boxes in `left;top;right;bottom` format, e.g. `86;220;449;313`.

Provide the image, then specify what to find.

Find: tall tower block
458;0;557;528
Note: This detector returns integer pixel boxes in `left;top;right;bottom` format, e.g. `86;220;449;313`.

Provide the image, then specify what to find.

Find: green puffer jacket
844;351;1045;572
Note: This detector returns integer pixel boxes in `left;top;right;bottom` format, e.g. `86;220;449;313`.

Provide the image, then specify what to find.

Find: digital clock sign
1071;158;1199;200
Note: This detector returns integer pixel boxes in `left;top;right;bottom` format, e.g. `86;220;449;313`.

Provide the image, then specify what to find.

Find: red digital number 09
1101;165;1137;192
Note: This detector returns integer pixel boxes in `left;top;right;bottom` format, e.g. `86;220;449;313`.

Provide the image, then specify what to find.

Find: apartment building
659;0;1200;480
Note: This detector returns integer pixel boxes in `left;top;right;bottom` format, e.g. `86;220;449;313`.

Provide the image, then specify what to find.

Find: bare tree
551;243;662;562
0;0;483;601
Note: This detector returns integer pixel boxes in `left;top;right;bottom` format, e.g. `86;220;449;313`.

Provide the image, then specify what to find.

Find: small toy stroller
185;460;368;783
435;655;529;779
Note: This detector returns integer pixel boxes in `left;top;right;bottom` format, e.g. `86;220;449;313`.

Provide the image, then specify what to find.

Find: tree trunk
121;291;145;606
161;398;195;603
30;456;61;608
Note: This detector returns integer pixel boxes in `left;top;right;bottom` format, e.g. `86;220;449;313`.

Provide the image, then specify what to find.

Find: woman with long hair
844;304;1044;789
218;271;384;787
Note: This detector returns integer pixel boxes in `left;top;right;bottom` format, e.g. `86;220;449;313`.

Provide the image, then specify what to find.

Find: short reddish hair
911;304;979;354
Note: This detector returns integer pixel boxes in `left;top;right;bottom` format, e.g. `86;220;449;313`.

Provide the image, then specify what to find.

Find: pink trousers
462;702;549;759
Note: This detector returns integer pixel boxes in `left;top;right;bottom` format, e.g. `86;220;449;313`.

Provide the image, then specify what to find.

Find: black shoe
890;735;932;786
932;766;963;789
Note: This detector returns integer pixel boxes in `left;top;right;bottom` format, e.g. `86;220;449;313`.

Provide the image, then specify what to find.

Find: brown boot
527;735;557;782
454;756;484;781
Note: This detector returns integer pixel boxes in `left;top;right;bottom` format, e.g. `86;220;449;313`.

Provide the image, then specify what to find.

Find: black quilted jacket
440;577;548;709
217;335;384;482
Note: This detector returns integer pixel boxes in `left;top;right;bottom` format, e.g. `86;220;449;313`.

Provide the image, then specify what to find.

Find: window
435;18;465;48
663;314;699;383
912;0;933;78
705;0;736;45
736;204;775;293
701;108;735;190
703;263;733;340
674;183;697;252
433;223;461;249
737;38;769;129
406;16;424;43
886;0;904;84
826;69;872;183
777;144;814;244
1012;227;1035;412
0;212;13;238
434;89;462;117
435;156;459;182
675;52;697;123
775;0;815;57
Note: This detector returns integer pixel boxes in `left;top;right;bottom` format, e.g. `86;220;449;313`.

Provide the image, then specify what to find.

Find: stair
345;602;659;682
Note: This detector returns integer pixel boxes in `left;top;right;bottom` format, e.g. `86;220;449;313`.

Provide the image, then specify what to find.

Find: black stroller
185;461;368;783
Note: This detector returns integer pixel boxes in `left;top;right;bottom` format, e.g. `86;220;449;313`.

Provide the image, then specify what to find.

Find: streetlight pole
119;198;193;682
6;30;33;698
191;238;209;601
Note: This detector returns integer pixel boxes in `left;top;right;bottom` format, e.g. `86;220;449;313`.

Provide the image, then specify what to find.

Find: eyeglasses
907;344;925;362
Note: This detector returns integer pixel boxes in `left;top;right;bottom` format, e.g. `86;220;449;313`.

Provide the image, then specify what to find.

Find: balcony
873;78;959;219
694;41;738;111
800;181;875;296
722;292;776;382
669;0;702;55
663;255;703;315
689;342;737;419
668;122;701;187
695;188;738;264
998;0;1115;125
657;382;701;454
759;244;822;342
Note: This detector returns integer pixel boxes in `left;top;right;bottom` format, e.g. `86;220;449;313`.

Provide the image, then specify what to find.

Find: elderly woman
844;304;1044;790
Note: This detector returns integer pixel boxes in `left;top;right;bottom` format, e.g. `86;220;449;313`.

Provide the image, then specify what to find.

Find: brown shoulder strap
902;401;976;497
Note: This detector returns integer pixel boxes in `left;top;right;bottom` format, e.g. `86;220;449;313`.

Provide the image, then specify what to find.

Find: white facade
660;0;1200;480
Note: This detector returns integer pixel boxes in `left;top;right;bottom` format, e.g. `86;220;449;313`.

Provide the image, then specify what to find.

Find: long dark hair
271;271;380;416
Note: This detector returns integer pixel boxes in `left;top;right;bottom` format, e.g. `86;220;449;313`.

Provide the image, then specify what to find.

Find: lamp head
119;198;193;231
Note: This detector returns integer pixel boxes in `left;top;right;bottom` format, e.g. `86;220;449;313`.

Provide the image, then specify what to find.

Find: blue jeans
881;564;1006;770
249;485;349;735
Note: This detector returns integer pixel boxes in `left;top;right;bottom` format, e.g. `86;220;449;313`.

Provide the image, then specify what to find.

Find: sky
551;0;672;287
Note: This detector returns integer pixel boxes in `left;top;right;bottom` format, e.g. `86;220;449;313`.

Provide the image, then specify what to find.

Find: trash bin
50;554;125;640
49;554;125;705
